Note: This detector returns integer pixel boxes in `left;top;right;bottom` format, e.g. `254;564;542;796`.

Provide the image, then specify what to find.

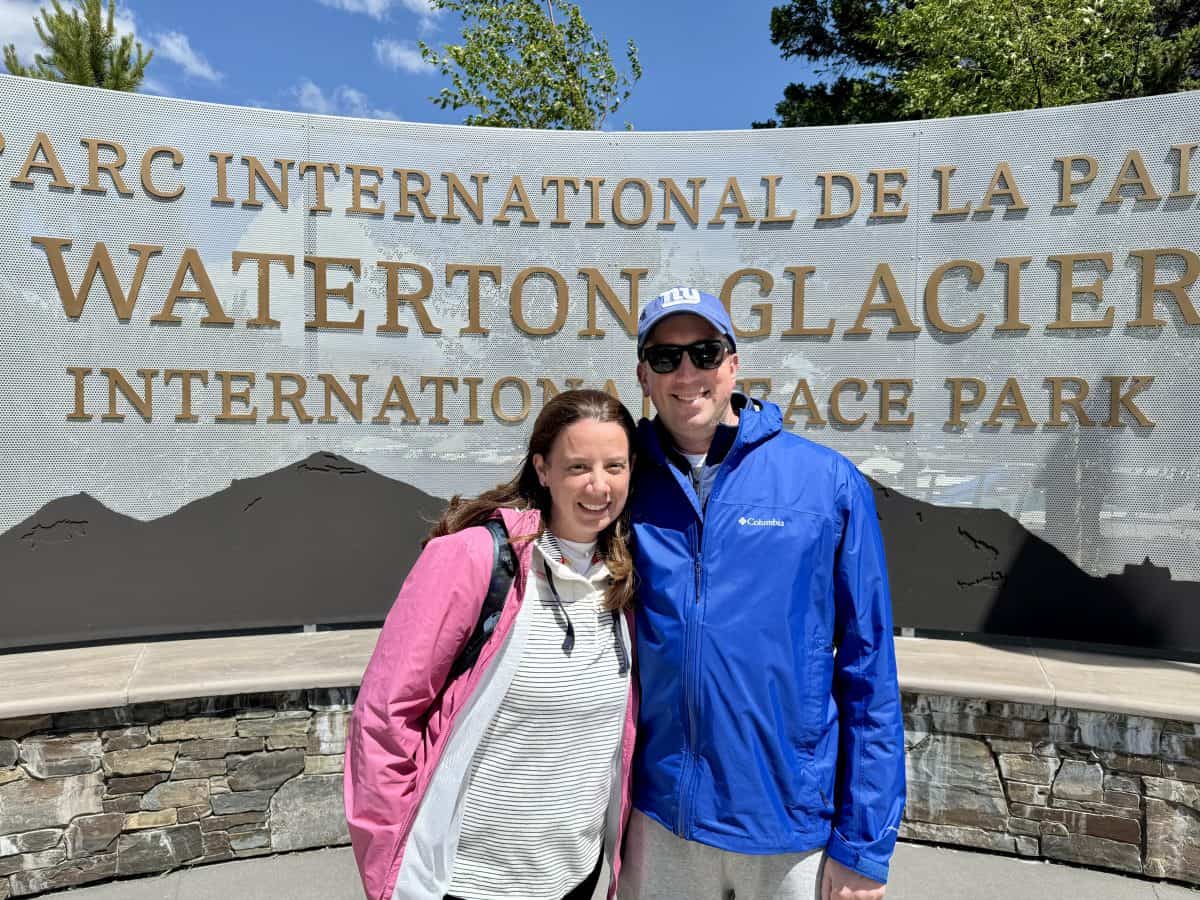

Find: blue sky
1;0;816;130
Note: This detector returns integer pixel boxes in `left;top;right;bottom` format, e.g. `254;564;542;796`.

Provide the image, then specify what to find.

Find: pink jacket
344;506;639;900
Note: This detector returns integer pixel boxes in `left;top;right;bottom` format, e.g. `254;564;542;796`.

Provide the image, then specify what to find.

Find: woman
345;389;639;900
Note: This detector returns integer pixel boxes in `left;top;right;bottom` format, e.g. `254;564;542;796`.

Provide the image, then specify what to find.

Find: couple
345;288;906;900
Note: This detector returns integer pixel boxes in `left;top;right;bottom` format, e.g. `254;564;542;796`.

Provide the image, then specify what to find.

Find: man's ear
636;361;650;397
728;351;739;378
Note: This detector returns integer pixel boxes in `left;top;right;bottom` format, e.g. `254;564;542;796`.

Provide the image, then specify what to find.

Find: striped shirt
446;531;629;900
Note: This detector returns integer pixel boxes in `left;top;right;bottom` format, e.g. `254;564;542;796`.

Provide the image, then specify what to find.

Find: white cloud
317;0;440;31
1;1;143;67
291;79;399;121
0;1;43;62
138;76;172;96
152;30;221;82
373;38;432;74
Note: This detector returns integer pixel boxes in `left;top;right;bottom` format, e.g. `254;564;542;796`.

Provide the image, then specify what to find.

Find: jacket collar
638;393;782;471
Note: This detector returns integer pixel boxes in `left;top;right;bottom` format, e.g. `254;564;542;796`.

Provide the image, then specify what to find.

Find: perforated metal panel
1;76;1198;593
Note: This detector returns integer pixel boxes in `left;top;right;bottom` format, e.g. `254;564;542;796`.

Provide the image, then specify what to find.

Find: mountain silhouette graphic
0;453;446;652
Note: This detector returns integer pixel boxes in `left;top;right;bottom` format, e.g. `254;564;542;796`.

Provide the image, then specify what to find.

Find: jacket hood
637;395;783;467
496;506;542;562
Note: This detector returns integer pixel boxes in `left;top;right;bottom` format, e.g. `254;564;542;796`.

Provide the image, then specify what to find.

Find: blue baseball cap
637;287;737;354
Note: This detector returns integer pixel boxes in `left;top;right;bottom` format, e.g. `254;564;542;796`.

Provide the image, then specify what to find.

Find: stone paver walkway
36;842;1199;899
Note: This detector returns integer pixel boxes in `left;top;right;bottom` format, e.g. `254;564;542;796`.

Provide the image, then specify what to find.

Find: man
620;287;905;900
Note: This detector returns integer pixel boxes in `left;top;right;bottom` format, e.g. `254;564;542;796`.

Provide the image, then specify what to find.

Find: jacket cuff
826;829;891;885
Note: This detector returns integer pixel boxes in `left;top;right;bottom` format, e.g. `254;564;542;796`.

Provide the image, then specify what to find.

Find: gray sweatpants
617;811;824;900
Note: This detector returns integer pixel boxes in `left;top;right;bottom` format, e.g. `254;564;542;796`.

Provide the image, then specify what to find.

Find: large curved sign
2;76;1197;653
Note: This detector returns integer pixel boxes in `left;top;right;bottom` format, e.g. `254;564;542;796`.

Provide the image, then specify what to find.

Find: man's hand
821;857;885;900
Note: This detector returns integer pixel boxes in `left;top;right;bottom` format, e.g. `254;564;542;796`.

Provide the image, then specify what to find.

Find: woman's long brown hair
426;389;638;611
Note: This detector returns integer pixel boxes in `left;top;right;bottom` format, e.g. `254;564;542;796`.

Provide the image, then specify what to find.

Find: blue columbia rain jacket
629;398;906;884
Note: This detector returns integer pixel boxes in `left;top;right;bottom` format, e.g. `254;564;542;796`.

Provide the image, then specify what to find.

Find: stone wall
1;688;1198;896
901;693;1200;885
0;690;353;897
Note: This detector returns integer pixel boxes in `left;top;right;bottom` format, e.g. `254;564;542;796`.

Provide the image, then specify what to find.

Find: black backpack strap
447;518;516;682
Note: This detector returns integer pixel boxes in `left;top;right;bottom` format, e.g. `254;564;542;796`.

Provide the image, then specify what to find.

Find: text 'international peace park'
7;129;1199;429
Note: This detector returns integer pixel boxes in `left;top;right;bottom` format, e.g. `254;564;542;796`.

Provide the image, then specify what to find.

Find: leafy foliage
759;0;1200;126
877;0;1200;118
4;0;152;91
419;0;642;130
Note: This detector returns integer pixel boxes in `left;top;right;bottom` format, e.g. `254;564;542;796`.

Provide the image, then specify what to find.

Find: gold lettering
11;132;73;189
152;248;234;325
447;264;501;335
537;376;585;404
932;165;971;216
829;378;868;427
33;237;163;320
241;156;294;210
1054;155;1097;209
378;261;441;334
984;378;1036;428
304;256;363;331
875;378;914;426
816;172;860;222
761;175;797;224
492;376;531;423
510;267;568;335
923;260;985;334
67;367;92;421
1170;143;1198;198
215;371;257;422
266;372;313;423
1104;375;1154;427
298;161;340;213
141;146;184;200
995;257;1032;332
1128;248;1200;327
318;373;369;423
232;251;294;328
978;162;1029;212
163;369;208;422
542;175;580;226
945;377;985;428
1044;377;1094;427
444;172;489;223
101;368;156;421
846;264;921;336
1104;150;1162;203
869;168;909;219
421;375;459;425
371;376;420;424
346;164;385;215
462;376;485;424
658;177;704;226
583;176;605;225
781;266;832;337
393;168;435;220
1046;252;1114;330
578;268;645;338
720;268;773;339
612;178;651;227
493;175;539;225
80;138;132;196
708;177;755;225
782;379;826;426
209;151;233;205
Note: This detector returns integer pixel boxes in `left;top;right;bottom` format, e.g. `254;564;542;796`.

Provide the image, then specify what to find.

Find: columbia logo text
738;516;785;528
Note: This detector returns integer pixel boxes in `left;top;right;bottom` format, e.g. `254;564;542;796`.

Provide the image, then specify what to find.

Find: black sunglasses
641;339;732;374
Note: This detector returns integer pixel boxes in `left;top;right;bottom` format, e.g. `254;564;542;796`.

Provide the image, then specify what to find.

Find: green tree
758;0;1200;126
419;0;642;129
877;0;1200;118
4;0;152;91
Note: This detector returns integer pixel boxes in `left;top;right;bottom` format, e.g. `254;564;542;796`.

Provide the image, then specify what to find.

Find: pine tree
4;0;153;91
